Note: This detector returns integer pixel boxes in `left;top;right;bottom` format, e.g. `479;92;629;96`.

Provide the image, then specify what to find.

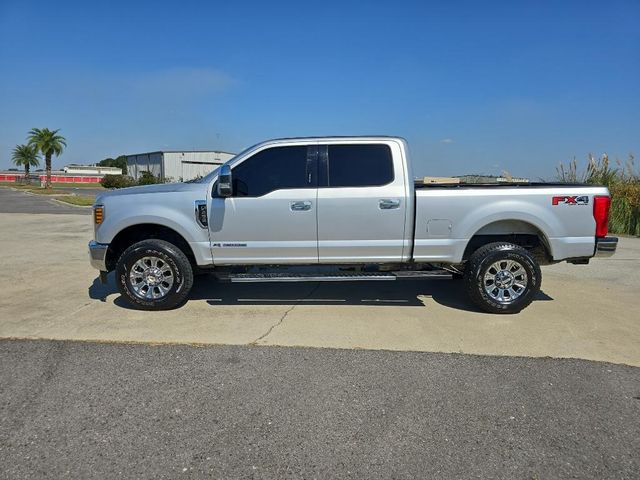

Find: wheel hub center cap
144;268;163;286
495;270;514;288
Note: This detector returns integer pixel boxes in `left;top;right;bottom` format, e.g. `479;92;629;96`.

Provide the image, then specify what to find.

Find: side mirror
217;164;232;197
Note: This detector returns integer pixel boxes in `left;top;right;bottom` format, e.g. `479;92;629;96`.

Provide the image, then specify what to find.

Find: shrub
609;182;640;236
556;154;639;236
138;171;159;185
100;175;136;189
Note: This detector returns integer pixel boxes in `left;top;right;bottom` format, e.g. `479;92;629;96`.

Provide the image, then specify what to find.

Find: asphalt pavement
1;339;638;479
0;187;90;215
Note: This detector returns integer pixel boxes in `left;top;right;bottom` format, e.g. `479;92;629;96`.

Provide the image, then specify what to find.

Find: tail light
593;196;610;238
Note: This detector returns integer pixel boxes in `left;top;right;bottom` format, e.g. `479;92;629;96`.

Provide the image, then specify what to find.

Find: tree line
11;128;66;188
11;128;129;187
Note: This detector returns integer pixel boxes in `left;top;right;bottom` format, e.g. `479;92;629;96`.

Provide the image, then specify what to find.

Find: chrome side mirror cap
217;164;233;197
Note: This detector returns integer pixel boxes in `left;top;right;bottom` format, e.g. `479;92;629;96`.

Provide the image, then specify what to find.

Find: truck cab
209;137;413;264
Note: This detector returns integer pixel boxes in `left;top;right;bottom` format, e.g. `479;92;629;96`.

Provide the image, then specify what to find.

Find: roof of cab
265;135;407;143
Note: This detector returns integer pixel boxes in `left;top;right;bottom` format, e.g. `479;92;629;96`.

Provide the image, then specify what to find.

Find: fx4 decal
552;195;589;206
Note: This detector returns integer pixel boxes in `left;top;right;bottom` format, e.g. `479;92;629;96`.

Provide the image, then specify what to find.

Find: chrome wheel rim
129;256;174;300
483;260;528;303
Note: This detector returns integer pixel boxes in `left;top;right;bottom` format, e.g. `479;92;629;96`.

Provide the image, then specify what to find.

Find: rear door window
326;144;394;187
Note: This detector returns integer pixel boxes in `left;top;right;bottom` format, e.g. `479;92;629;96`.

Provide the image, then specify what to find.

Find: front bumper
595;236;618;257
88;240;109;271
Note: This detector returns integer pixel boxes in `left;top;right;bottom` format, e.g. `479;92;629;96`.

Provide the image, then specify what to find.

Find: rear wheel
464;242;541;314
116;239;193;310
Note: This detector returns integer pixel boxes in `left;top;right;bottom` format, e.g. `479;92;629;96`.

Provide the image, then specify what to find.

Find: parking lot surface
0;187;89;215
1;189;639;479
0;199;639;366
1;339;638;479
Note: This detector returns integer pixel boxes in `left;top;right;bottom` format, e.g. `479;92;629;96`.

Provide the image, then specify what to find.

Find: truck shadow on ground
89;274;553;313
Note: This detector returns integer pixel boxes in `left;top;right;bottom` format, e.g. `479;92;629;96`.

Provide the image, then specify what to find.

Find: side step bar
221;271;452;283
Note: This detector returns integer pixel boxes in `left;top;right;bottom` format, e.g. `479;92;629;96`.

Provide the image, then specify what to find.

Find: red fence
0;174;103;183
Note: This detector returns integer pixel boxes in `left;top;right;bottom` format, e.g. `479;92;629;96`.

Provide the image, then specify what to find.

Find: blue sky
0;0;638;179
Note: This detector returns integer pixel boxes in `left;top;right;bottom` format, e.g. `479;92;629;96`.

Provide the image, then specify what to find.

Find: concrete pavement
1;211;639;366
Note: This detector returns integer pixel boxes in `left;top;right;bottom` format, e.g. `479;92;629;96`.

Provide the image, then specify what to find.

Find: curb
6;187;74;197
49;197;93;209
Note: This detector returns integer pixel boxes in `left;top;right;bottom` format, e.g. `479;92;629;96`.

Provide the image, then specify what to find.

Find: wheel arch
105;223;196;272
462;219;553;264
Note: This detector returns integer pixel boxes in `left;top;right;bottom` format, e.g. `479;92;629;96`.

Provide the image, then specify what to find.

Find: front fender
94;191;213;265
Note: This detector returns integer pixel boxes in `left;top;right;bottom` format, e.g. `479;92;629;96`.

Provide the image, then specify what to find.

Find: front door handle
379;199;401;210
290;201;312;211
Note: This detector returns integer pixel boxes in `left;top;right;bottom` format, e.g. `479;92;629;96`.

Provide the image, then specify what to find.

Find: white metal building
63;165;123;175
126;150;235;182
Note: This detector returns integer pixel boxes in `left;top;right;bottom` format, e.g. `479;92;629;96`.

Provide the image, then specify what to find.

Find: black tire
116;239;194;311
463;242;541;314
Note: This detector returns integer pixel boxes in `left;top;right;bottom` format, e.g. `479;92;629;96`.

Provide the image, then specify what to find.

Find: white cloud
440;138;453;144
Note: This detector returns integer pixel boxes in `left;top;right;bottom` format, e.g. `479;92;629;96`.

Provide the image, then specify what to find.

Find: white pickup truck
89;136;617;313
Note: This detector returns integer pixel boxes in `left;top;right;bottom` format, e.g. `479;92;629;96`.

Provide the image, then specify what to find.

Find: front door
210;145;318;265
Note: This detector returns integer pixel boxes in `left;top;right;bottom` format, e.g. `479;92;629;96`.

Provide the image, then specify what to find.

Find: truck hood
96;182;207;202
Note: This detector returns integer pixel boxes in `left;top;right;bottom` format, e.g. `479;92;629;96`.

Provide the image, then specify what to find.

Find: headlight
93;204;105;225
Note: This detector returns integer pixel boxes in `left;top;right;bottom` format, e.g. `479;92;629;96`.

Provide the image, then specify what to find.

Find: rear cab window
325;144;394;187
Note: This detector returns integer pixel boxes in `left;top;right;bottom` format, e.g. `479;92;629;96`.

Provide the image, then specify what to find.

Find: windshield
196;143;259;183
187;165;220;183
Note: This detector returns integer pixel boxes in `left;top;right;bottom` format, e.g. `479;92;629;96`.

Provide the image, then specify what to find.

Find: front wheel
116;239;194;310
464;242;541;314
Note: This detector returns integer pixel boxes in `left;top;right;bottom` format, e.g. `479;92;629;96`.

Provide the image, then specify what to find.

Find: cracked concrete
251;283;322;344
1;209;639;366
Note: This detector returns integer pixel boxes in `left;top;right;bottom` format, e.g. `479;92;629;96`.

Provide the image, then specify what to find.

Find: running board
221;271;451;283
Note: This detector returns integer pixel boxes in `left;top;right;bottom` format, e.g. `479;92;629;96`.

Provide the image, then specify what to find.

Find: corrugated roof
125;150;236;156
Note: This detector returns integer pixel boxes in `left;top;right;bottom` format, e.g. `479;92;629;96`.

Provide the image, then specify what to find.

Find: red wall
0;174;102;183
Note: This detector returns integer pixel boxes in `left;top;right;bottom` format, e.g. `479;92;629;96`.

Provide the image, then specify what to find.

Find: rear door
210;144;318;264
316;142;408;263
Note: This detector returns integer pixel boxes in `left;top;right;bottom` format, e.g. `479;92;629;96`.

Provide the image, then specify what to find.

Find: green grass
53;195;95;206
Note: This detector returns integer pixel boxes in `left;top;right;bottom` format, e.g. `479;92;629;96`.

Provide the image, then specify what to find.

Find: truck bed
415;181;591;189
412;183;608;264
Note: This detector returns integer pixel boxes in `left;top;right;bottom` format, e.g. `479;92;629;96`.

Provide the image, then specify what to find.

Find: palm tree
11;144;41;182
27;128;67;188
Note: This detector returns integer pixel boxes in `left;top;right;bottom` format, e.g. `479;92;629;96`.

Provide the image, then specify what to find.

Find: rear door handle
290;201;312;211
379;199;401;210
